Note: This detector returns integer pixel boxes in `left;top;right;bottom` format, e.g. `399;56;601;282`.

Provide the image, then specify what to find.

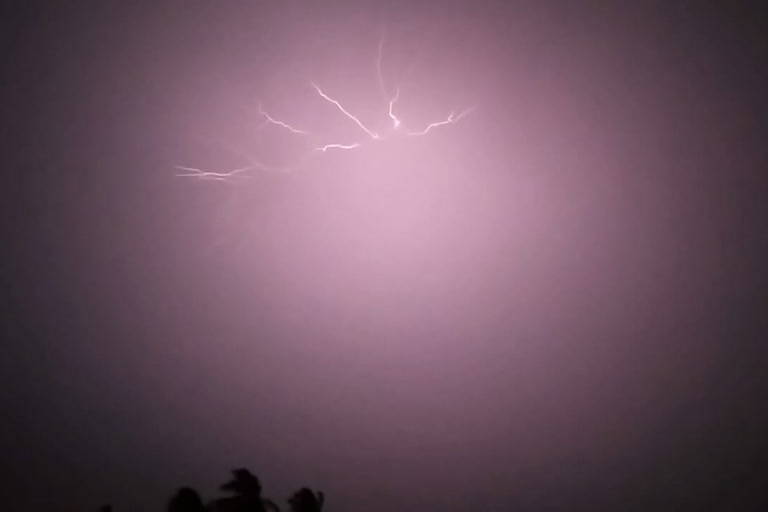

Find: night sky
2;2;767;511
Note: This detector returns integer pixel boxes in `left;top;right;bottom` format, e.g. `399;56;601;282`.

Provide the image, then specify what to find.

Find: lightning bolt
311;82;380;140
258;103;309;135
221;140;294;174
388;87;401;130
377;38;387;98
174;165;253;183
178;34;474;185
314;143;361;152
407;108;474;136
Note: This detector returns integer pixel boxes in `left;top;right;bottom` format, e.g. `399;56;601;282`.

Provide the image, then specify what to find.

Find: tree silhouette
287;488;324;512
208;469;280;512
168;487;205;512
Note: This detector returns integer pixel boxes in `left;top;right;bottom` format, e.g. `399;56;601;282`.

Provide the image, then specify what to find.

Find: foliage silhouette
207;469;288;512
103;468;323;511
288;488;324;512
168;487;205;512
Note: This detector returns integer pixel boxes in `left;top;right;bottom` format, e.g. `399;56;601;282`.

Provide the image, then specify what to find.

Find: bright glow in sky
7;3;762;511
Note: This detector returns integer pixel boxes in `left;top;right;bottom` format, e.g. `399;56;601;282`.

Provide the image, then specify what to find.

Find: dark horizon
2;2;767;510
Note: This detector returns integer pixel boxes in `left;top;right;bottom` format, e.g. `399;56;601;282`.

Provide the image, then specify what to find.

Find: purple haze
2;2;766;511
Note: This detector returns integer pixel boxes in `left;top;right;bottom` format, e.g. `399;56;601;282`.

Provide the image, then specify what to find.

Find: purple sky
2;2;767;511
